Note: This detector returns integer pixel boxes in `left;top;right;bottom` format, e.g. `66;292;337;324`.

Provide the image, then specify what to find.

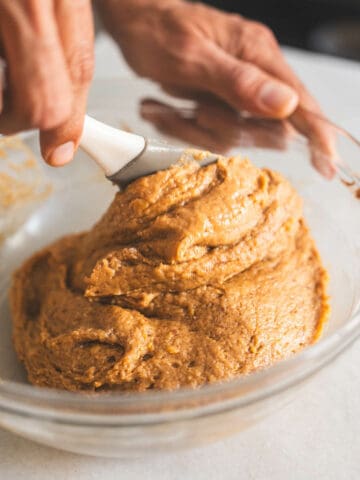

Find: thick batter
11;155;329;392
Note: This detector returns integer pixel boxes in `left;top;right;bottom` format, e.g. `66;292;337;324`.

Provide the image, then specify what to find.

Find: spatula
80;115;218;188
80;113;360;190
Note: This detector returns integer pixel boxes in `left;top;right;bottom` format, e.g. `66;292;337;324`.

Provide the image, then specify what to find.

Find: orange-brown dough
11;156;329;392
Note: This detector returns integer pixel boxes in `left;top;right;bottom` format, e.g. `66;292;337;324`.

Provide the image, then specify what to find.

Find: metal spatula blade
80;115;219;188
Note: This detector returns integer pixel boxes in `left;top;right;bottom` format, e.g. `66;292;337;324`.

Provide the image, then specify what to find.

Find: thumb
203;44;299;118
39;92;85;167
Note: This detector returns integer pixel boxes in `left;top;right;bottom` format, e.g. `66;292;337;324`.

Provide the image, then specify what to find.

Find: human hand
98;0;336;178
140;97;291;153
0;0;94;166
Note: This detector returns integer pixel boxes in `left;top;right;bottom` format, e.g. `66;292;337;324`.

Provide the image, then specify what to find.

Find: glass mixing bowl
0;78;359;458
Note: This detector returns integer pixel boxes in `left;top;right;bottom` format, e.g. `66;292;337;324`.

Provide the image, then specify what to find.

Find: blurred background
205;0;360;61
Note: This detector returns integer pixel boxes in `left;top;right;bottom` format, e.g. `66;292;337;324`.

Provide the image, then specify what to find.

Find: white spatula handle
80;115;146;177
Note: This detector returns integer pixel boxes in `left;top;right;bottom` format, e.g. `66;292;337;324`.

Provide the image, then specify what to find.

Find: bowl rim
0;306;359;424
0;84;359;425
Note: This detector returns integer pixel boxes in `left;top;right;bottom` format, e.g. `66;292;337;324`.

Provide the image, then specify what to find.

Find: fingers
290;107;337;179
40;0;94;166
159;85;290;150
0;0;73;134
201;43;299;119
141;97;289;153
0;0;94;166
233;21;337;177
195;101;289;150
258;49;337;177
241;28;318;112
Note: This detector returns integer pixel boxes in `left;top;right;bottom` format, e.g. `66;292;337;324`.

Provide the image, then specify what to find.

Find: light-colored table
1;35;359;480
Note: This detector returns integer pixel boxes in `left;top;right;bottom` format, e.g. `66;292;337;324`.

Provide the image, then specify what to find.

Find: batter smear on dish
11;155;329;392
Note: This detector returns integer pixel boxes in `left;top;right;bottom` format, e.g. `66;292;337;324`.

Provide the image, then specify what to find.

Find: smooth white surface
81;115;145;177
1;34;359;479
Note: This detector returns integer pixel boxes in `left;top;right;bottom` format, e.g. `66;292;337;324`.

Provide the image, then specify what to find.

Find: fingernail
49;141;74;166
258;83;298;116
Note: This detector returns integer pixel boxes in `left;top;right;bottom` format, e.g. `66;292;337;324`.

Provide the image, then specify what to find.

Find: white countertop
1;34;359;480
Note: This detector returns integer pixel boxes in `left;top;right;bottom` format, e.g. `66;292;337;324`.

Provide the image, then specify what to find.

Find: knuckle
251;21;277;46
230;63;262;93
178;34;199;58
228;13;245;29
239;21;278;62
161;9;199;59
67;47;94;85
230;65;264;104
163;30;202;73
